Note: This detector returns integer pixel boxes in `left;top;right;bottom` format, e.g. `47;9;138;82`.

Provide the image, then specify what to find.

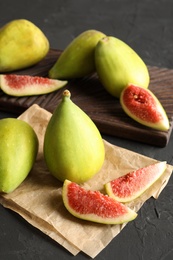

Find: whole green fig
0;118;38;193
95;36;150;98
0;19;49;72
49;30;106;79
44;90;105;183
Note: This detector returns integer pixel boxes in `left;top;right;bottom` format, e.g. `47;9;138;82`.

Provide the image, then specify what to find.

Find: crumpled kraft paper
0;104;172;258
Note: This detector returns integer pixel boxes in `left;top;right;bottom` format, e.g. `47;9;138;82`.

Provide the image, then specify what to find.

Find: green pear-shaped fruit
0;19;49;72
49;30;106;79
95;36;150;98
44;90;105;183
0;118;38;193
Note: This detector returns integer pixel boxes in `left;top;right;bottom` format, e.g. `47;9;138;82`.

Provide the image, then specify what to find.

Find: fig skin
120;84;170;131
62;179;137;224
0;118;38;193
44;90;105;183
105;161;167;202
95;36;150;98
49;30;106;79
0;74;68;97
0;19;49;72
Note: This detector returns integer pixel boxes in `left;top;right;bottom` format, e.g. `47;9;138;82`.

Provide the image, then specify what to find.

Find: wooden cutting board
0;49;173;147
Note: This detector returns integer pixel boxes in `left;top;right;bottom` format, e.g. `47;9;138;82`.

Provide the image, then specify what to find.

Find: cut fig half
105;161;167;203
120;84;170;131
62;179;137;225
0;74;68;96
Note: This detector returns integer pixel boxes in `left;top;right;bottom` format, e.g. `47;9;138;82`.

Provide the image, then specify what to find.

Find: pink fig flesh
62;180;137;224
0;74;67;96
120;84;170;131
105;161;167;202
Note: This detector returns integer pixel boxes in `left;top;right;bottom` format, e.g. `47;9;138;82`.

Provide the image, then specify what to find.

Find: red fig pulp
0;74;67;96
120;84;170;131
62;180;137;224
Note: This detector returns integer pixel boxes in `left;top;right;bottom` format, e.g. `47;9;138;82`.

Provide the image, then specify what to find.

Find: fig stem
63;89;71;98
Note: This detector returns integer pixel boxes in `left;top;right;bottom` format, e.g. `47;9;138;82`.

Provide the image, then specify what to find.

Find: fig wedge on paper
105;161;167;203
120;84;170;131
62;180;137;224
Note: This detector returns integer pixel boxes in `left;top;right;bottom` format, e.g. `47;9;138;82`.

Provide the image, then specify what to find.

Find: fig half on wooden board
120;84;170;131
0;74;67;96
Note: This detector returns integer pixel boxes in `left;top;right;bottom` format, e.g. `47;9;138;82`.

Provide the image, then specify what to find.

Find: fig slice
0;74;68;96
105;161;167;203
62;179;137;224
120;84;170;131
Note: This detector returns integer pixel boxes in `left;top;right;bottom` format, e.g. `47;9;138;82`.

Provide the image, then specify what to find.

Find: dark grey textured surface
0;0;173;259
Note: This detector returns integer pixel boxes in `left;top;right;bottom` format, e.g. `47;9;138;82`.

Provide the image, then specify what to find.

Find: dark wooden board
0;49;173;147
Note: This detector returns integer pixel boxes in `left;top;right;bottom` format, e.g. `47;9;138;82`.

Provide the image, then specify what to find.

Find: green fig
0;118;38;193
0;19;49;72
95;36;150;98
49;30;106;79
44;90;105;183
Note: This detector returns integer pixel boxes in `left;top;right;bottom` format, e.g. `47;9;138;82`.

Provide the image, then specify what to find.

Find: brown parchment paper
0;104;172;258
